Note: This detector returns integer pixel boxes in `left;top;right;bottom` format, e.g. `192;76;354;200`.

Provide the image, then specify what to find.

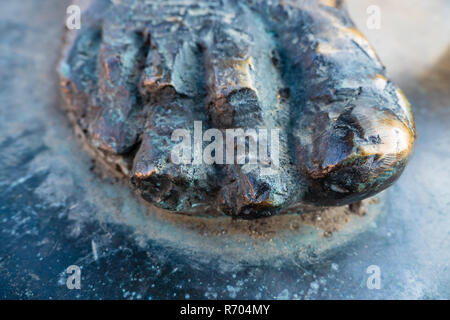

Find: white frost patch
276;288;290;300
91;240;98;261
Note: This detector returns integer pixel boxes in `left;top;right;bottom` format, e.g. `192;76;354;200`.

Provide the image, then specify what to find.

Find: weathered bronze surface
59;0;416;218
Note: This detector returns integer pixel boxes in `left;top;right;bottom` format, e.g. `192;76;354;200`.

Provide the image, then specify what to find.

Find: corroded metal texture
59;0;416;218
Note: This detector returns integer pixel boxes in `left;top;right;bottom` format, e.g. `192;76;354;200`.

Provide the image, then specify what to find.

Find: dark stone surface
0;0;448;299
59;0;415;218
